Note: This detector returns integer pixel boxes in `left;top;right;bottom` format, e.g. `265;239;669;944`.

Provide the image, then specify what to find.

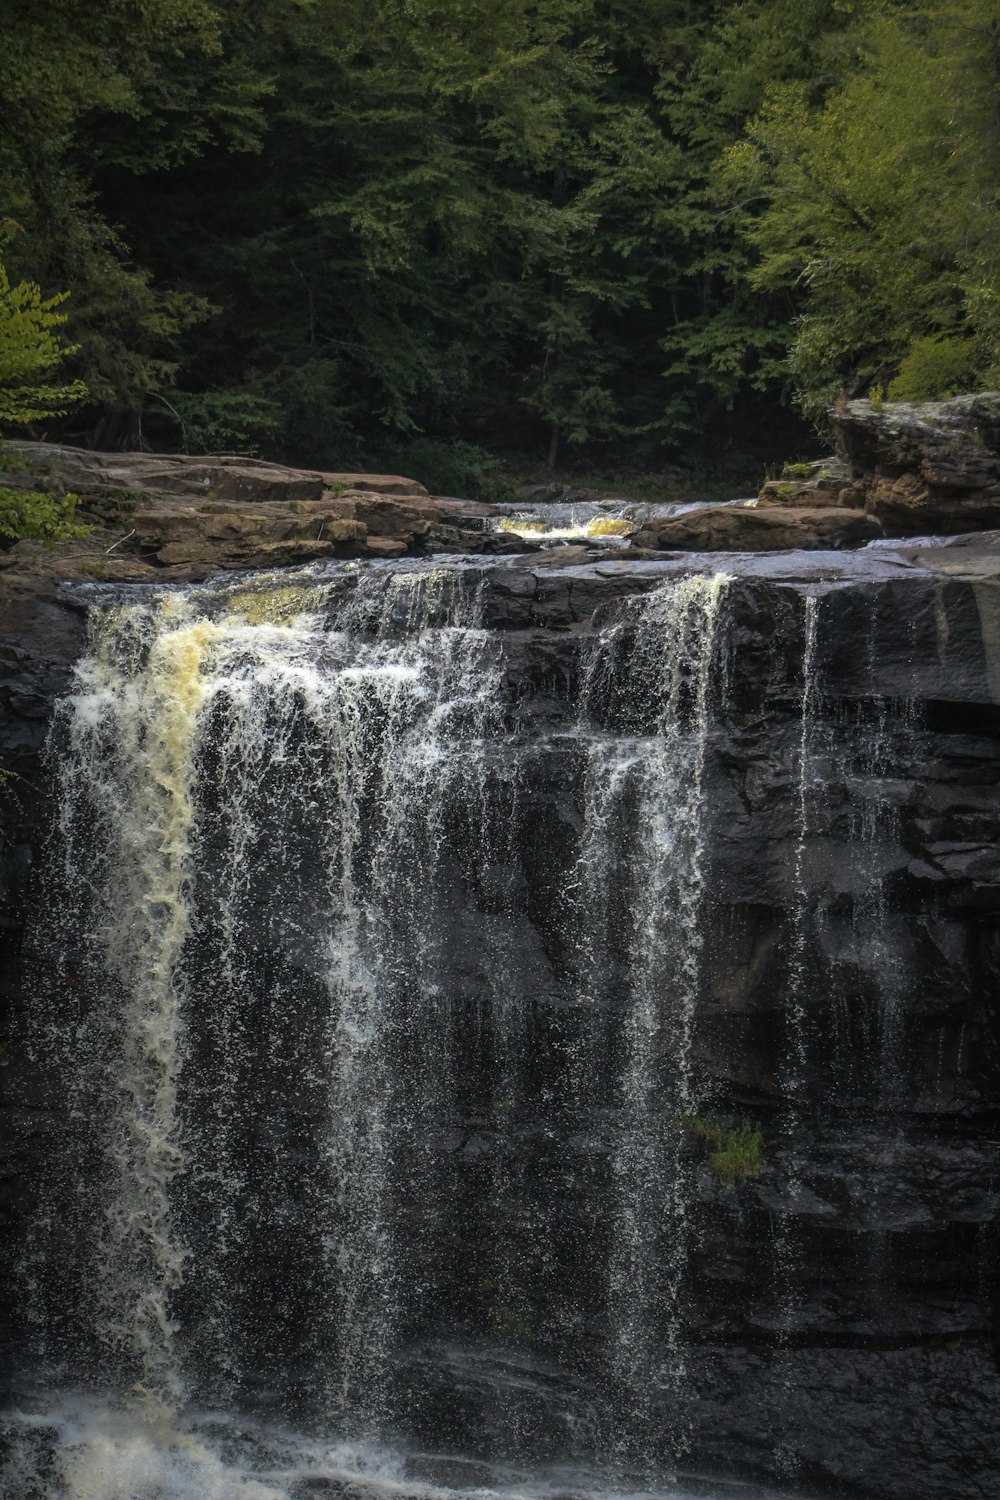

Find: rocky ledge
0;441;524;580
5;395;1000;579
633;391;1000;554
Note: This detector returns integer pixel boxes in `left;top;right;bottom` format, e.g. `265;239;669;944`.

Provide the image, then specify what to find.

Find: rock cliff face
834;392;1000;533
1;535;999;1499
630;393;1000;555
749;393;1000;536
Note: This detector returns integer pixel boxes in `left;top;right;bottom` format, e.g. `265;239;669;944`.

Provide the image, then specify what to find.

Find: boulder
632;504;883;552
757;459;866;509
832;392;1000;532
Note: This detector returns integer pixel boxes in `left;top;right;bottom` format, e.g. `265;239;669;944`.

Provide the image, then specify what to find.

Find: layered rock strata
0;440;523;576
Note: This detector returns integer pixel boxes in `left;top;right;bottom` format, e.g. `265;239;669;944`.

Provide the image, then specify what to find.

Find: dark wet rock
2;540;1000;1499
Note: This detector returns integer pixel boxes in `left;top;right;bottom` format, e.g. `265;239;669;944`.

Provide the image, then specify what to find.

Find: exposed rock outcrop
632;503;882;552
832;392;1000;533
0;441;521;574
737;393;1000;548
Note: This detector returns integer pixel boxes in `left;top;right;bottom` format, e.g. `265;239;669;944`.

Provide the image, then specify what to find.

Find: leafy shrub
169;389;283;455
0;260;87;425
0;485;88;545
888;335;977;402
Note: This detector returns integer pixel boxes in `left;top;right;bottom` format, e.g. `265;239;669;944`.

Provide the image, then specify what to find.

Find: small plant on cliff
682;1115;765;1187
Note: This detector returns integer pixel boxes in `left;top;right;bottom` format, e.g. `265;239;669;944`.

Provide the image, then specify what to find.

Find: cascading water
575;575;730;1474
6;558;877;1500
10;564;513;1497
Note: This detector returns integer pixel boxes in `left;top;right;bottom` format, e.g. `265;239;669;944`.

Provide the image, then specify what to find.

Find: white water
22;567;501;1434
575;575;730;1472
2;1393;795;1500
8;561;827;1500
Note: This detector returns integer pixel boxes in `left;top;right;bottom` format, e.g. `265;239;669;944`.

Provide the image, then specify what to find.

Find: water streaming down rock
18;565;507;1468
7;552;999;1500
576;575;730;1474
766;593;819;1482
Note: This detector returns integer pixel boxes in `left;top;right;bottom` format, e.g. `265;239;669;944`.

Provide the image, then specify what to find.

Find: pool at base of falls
1;1394;809;1500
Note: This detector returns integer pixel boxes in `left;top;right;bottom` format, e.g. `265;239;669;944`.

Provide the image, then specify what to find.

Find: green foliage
0;260;87;425
0;485;88;545
888;335;979;402
377;438;515;501
720;1;1000;416
682;1114;765;1186
0;0;997;463
167;389;283;455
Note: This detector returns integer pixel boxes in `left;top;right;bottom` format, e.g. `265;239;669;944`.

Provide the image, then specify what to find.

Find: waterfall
575;574;730;1474
20;564;503;1466
9;560;815;1500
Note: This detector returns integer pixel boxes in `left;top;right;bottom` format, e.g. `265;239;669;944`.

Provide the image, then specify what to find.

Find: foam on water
1;1394;794;1500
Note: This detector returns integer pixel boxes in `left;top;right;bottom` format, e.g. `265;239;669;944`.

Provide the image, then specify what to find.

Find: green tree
0;0;266;441
0;253;88;542
0;257;86;424
720;1;1000;414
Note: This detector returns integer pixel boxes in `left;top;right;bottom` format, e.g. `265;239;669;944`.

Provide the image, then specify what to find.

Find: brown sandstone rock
632;504;882;553
335;494;440;539
754;455;867;510
0;442;429;511
133;506;367;567
319;471;429;499
364;536;408;556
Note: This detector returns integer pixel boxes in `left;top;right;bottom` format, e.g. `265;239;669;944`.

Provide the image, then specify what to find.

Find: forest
1;0;998;494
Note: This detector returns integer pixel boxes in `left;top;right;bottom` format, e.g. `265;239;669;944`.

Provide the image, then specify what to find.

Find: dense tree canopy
1;0;997;477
